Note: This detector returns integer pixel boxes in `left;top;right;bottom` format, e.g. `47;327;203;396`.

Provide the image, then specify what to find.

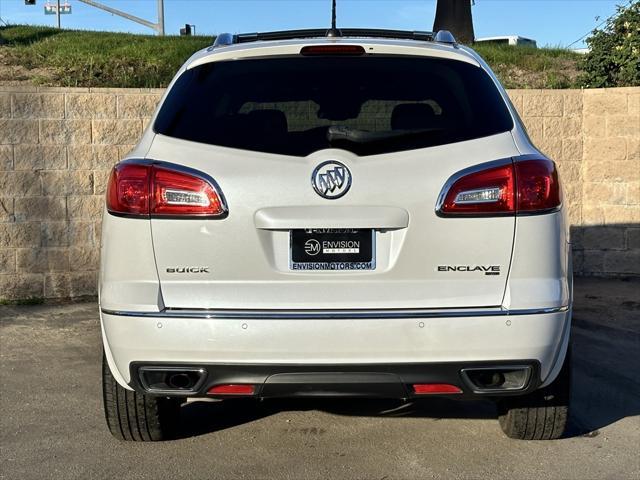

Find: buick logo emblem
312;161;352;199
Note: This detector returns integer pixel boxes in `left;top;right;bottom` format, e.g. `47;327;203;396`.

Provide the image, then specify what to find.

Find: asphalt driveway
1;277;639;480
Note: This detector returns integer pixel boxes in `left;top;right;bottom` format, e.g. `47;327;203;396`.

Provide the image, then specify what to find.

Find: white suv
99;29;572;441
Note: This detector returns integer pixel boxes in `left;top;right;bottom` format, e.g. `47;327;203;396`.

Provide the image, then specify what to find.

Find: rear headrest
391;103;437;130
247;109;288;136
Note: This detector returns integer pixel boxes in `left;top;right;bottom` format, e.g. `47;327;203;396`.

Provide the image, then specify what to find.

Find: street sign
44;2;72;15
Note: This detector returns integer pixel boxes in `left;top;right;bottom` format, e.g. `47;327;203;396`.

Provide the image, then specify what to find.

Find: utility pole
157;0;165;36
56;0;61;28
76;0;165;35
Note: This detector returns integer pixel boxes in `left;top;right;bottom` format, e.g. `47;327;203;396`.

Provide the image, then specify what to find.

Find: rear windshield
154;55;514;156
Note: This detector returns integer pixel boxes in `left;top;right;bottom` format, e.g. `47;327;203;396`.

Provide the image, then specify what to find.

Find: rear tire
102;354;181;441
497;347;571;440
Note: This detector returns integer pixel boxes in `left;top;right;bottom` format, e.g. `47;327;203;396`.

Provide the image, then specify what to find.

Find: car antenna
326;0;342;37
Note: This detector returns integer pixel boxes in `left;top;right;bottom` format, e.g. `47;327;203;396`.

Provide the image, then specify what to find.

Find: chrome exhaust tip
460;365;532;393
139;367;207;395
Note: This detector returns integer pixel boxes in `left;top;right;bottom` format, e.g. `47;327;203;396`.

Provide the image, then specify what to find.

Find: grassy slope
473;43;581;88
0;25;582;89
0;25;211;88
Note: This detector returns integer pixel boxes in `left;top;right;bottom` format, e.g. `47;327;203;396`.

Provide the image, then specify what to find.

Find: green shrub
580;1;640;87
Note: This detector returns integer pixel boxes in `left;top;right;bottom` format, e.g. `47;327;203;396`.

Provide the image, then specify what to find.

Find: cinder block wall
509;88;639;276
1;86;638;301
0;87;163;300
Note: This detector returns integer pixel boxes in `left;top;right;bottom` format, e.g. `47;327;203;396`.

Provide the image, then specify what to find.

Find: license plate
290;229;375;271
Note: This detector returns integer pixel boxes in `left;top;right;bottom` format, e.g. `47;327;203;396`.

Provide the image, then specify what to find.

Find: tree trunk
433;0;475;44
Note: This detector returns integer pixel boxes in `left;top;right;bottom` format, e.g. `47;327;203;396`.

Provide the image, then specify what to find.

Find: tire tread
102;354;179;441
498;348;571;440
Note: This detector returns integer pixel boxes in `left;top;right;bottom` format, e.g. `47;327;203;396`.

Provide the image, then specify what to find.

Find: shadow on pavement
566;321;640;436
176;395;497;439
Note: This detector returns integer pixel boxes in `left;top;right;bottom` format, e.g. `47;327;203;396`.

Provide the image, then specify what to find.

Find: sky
0;0;628;48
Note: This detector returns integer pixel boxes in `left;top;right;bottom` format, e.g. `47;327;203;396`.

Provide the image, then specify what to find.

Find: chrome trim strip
101;305;569;320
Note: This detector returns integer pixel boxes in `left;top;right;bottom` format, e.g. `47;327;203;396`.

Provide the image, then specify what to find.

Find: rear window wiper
326;125;445;144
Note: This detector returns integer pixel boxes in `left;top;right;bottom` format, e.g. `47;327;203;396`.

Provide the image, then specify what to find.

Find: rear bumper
131;361;541;399
101;306;571;397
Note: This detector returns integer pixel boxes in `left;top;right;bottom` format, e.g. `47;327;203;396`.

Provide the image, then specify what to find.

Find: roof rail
236;28;434;43
212;32;236;48
210;28;436;49
434;30;457;45
344;28;433;42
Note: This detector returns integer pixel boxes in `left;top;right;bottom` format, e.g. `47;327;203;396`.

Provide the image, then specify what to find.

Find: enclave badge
312;161;352;199
437;265;501;276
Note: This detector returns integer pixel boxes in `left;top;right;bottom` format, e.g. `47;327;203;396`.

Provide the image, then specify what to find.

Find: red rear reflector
300;45;365;56
438;158;561;216
413;384;463;395
106;161;226;218
208;384;256;395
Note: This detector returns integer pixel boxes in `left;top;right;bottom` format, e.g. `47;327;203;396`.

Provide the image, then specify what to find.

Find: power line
567;0;636;48
76;0;165;35
0;0;8;26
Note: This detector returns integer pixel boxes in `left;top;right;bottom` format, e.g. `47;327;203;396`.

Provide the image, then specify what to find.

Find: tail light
515;159;562;212
300;45;365;56
106;161;227;218
437;158;561;216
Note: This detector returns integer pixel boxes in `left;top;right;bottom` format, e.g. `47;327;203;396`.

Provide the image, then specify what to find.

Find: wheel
497;347;571;440
102;354;181;441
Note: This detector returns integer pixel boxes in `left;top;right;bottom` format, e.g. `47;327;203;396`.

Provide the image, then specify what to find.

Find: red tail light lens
515;159;561;212
106;161;226;218
439;163;515;215
106;163;151;216
151;166;225;216
438;158;561;216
